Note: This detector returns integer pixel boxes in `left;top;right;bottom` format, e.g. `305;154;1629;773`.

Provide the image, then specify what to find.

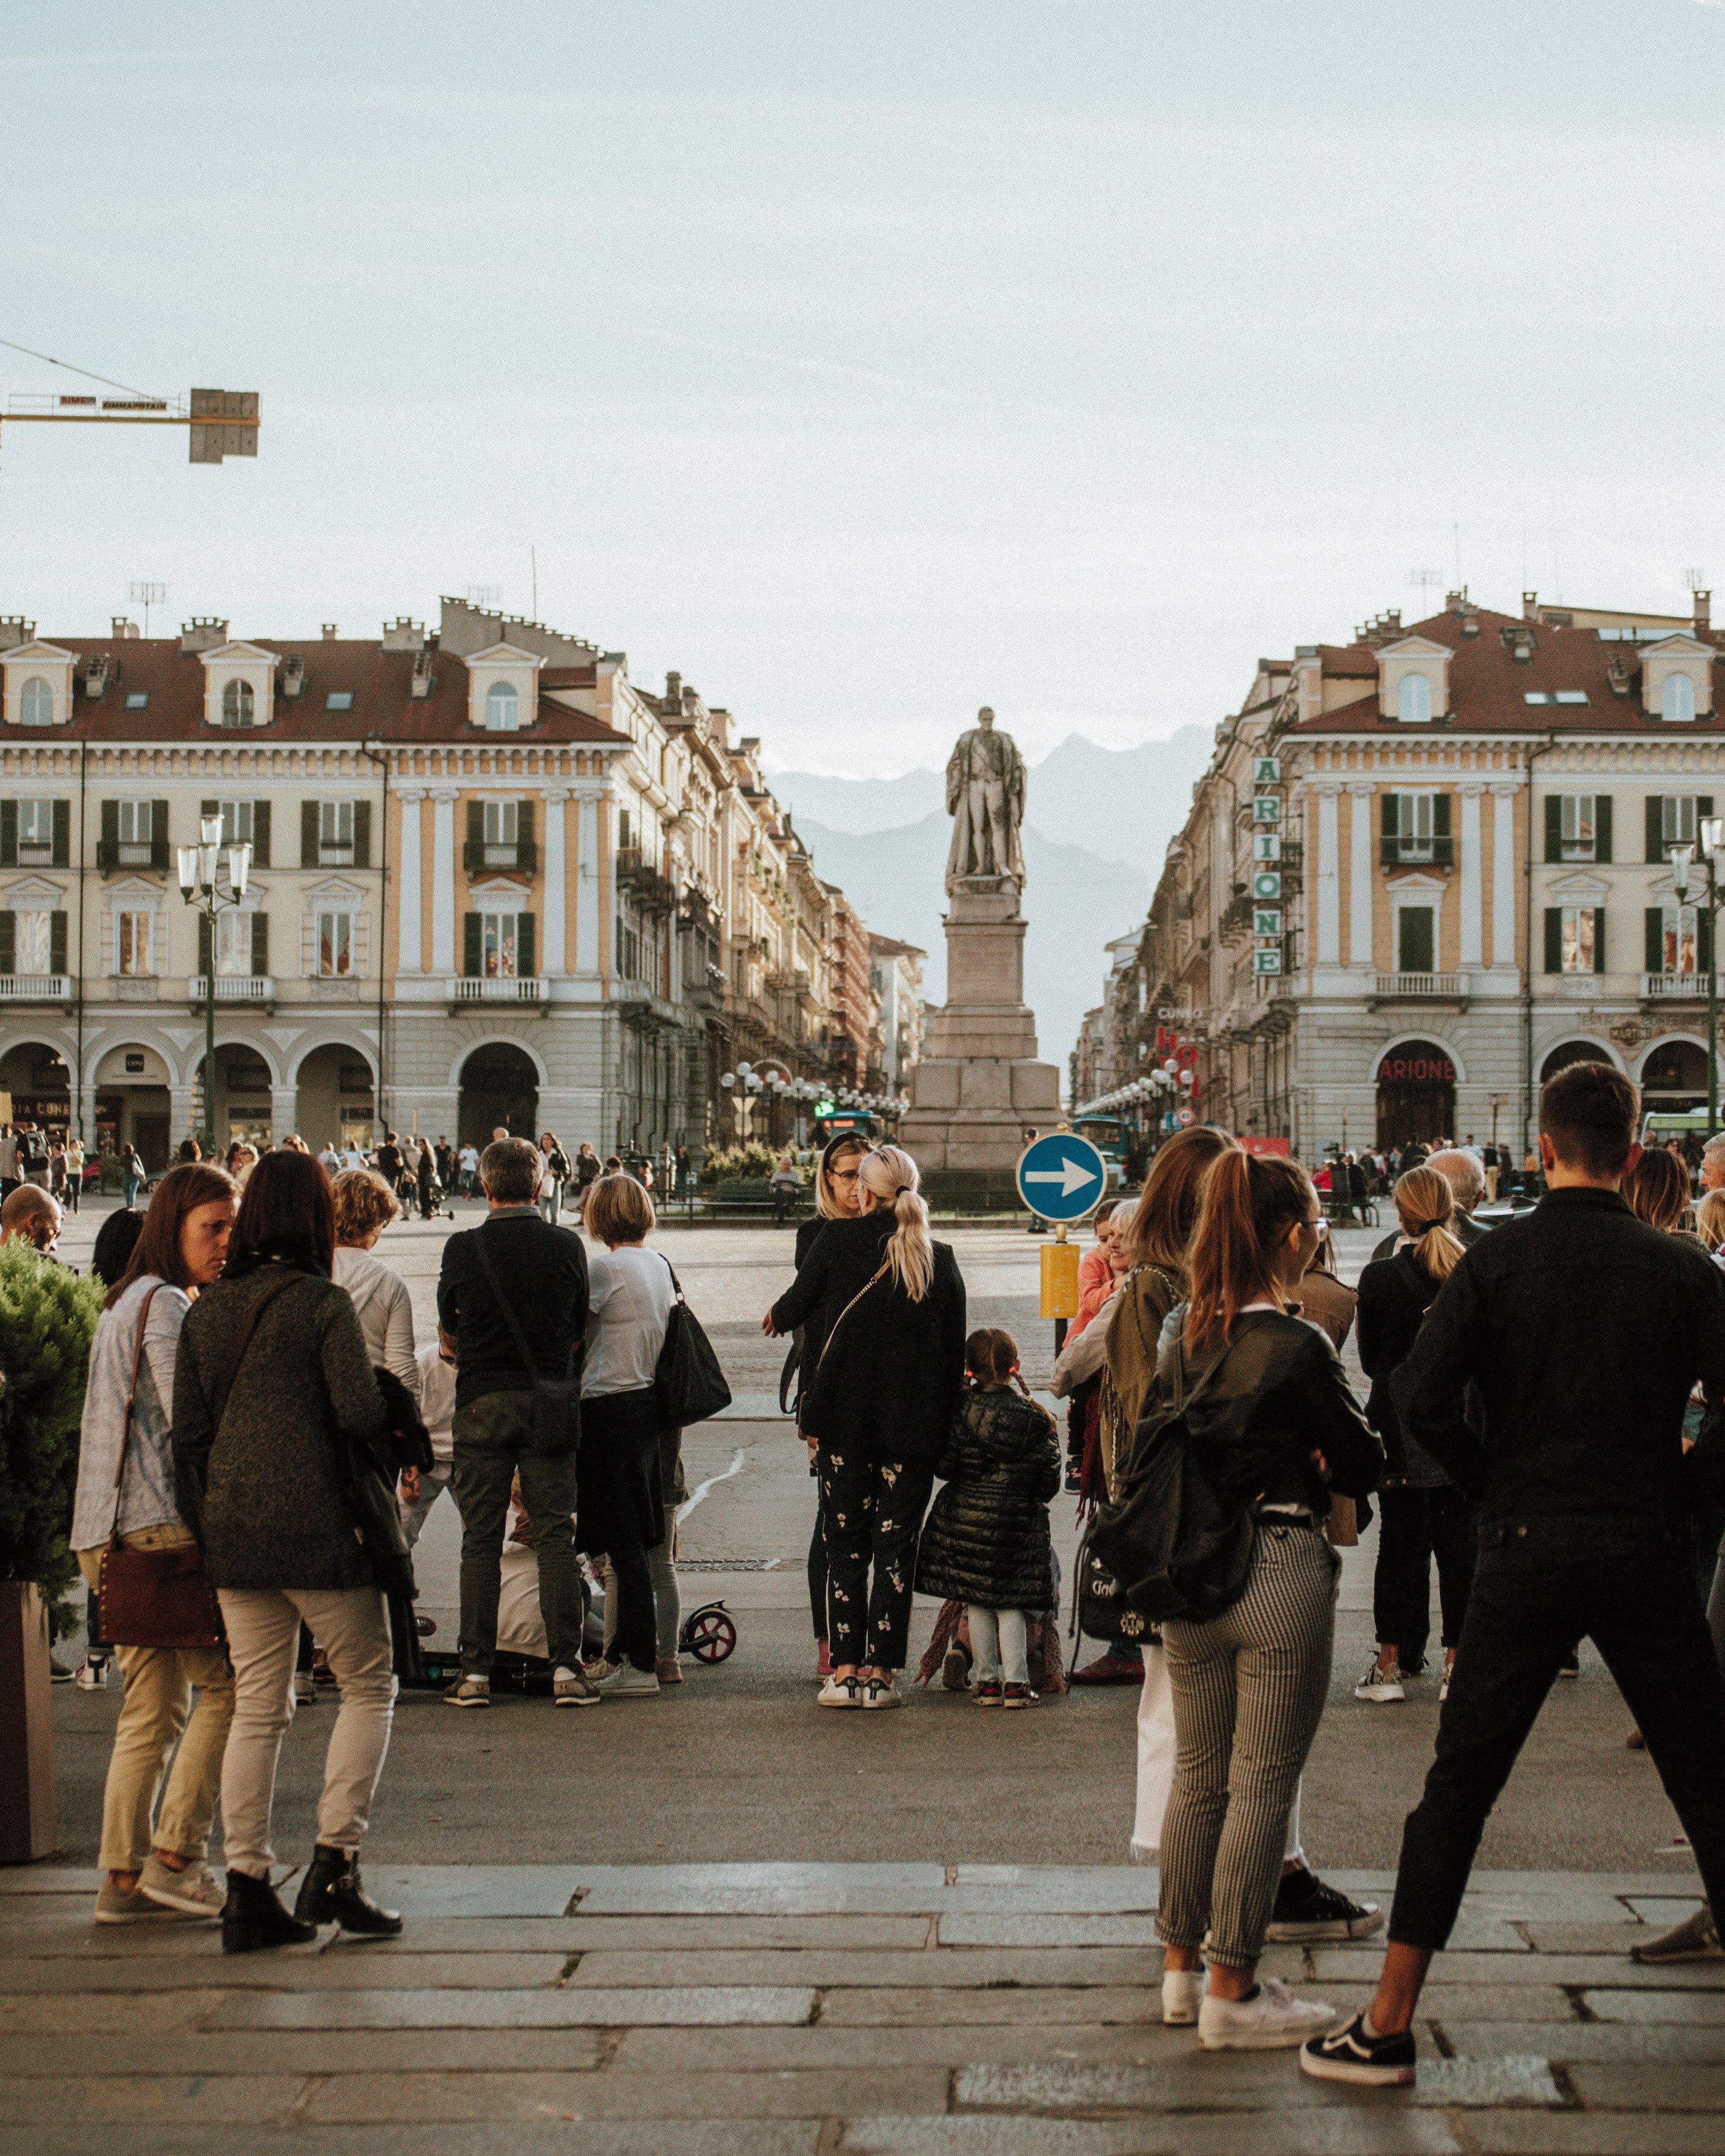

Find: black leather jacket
1154;1306;1382;1517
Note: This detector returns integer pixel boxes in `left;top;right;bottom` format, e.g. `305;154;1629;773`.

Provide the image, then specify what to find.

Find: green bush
701;1141;781;1185
0;1243;104;1605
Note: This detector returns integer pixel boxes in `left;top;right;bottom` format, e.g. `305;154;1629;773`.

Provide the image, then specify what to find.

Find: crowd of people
18;1056;1725;2094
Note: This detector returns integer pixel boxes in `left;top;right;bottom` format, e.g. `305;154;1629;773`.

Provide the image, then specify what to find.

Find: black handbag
653;1259;732;1427
1087;1334;1257;1625
473;1232;582;1453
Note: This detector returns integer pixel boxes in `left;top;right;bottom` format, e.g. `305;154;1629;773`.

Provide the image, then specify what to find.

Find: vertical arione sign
1251;755;1284;976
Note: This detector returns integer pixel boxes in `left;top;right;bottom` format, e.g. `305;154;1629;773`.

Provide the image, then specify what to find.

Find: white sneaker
74;1657;108;1693
1162;1968;1205;2025
1198;1977;1338;2051
861;1673;904;1710
818;1674;864;1708
595;1661;660;1699
137;1854;224;1918
1354;1661;1406;1704
294;1669;319;1705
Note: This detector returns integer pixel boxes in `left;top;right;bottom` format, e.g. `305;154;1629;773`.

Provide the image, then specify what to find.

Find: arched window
1662;672;1696;724
222;678;254;728
19;676;53;727
1397;672;1432;724
486;680;519;732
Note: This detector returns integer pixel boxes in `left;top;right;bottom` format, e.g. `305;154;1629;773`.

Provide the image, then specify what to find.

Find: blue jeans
122;1176;142;1208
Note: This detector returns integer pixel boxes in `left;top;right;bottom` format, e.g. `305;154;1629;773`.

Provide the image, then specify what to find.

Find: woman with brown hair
1624;1146;1697;1237
174;1150;404;1953
1154;1150;1380;2049
70;1162;239;1928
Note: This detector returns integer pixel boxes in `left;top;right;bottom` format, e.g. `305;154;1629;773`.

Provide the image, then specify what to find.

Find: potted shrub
0;1242;102;1862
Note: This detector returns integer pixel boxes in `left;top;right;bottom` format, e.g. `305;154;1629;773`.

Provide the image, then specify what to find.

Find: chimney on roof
1445;587;1469;613
1523;591;1539;621
1695;589;1712;635
81;653;110;700
665;669;681;706
111;616;140;640
0;617;33;651
279;653;305;700
411;644;436;699
322;624;339;641
380;617;424;652
178;617;228;653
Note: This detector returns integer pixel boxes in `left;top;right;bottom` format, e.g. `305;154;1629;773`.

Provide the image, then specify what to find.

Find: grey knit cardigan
173;1260;391;1592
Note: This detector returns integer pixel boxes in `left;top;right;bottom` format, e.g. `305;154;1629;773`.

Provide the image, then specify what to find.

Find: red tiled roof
19;636;628;746
1301;605;1719;734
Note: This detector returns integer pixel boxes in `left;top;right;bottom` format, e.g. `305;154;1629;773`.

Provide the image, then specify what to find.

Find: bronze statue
944;706;1025;892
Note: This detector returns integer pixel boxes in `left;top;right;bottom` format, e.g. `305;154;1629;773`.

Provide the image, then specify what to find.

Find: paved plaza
12;1206;1724;2149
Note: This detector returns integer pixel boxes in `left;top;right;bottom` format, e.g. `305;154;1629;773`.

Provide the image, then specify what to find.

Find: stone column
1347;781;1375;967
396;786;424;974
169;1085;199;1148
430;786;459;977
1491;782;1518;969
540;787;569;976
269;1084;298;1142
1314;781;1342;966
1459;780;1485;968
574;783;607;977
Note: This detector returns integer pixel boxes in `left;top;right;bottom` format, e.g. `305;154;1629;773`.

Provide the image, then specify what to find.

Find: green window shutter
99;798;119;870
301;800;320;866
1594;907;1607;975
252;799;271;867
49;911;67;975
1432;792;1452;867
463;912;482;977
51;799;70;865
1646;795;1664;862
1703;796;1716;821
353;799;371;869
1595;795;1612;863
0;802;14;867
251;913;269;977
0;913;12;973
1703;910;1716;974
1544;797;1562;864
151;799;170;870
467;799;484;847
1379;792;1399;867
1544;907;1562;973
197;912;212;977
517;911;535;977
1646;907;1664;974
517;799;535;848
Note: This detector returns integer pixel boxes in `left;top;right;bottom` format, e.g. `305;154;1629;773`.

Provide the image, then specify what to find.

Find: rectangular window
1560;796;1595;862
318;911;352;976
1397;794;1435;861
481;911;518;978
319;800;354;865
324;690;354;711
116;799;154;867
483;799;519;867
1663;907;1700;975
1664;798;1698;850
15;911;51;974
217;800;254;847
124;691;148;710
216;910;253;977
18;801;53;862
118;911;153;976
1561;907;1596;974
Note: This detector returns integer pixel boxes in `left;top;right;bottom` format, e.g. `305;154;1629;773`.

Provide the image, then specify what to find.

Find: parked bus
1071;1113;1130;1188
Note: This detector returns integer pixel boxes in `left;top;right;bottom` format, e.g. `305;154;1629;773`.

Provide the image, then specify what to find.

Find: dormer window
19;677;52;727
1663;673;1697;724
222;678;255;728
1397;673;1432;724
486;681;519;732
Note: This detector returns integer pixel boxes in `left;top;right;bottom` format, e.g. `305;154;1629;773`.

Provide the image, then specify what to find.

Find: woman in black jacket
767;1145;965;1709
174;1151;407;1955
1154;1149;1381;2051
1354;1165;1478;1707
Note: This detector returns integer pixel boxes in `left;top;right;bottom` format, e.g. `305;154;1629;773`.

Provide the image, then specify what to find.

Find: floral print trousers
817;1447;935;1670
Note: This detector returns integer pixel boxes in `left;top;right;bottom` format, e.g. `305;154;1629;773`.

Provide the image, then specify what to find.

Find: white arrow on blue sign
1015;1133;1110;1222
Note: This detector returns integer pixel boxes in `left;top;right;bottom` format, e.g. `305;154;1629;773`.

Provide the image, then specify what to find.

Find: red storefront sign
1377;1051;1456;1085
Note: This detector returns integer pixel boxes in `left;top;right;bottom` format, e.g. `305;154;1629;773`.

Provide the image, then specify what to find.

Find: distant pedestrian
769;1151;801;1226
458;1140;480;1197
538;1132;570;1226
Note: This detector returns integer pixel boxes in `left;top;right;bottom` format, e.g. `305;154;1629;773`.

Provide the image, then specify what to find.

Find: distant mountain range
773;728;1212;1076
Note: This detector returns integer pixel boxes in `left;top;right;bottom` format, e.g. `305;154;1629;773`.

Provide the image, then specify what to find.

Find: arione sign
1377;1051;1457;1084
1253;950;1282;974
1253;871;1282;899
1253;834;1281;861
1253;796;1282;823
1252;756;1280;784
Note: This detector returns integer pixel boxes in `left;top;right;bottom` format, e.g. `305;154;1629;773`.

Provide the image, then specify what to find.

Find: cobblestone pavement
2;1862;1721;2154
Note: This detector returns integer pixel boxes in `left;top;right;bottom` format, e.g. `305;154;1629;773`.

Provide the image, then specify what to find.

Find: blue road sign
1015;1132;1110;1223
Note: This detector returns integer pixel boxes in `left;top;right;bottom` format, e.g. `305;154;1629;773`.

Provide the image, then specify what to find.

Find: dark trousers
451;1392;584;1675
578;1390;664;1673
1373;1483;1478;1666
818;1448;933;1670
807;1481;829;1639
1389;1542;1725;1950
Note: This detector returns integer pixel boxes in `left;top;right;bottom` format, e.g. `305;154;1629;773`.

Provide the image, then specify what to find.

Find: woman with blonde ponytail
765;1145;966;1708
1354;1166;1480;1707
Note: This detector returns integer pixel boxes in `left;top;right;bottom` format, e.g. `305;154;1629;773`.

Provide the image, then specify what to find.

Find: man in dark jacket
1302;1060;1725;2089
435;1136;593;1710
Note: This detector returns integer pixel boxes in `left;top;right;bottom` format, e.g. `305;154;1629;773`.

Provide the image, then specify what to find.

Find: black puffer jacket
915;1386;1061;1610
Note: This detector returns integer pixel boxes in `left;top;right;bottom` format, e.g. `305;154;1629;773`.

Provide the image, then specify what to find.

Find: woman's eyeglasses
1308;1216;1329;1239
830;1168;862;1185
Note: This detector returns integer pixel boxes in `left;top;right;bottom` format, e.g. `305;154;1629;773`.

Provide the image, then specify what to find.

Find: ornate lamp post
1670;821;1725;1134
178;815;252;1154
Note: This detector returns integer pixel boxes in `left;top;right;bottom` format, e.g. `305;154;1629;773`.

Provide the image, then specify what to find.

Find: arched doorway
1540;1040;1616;1085
459;1043;538;1148
1376;1039;1455;1151
1640;1038;1708;1115
195;1043;276;1149
295;1043;376;1153
0;1039;71;1146
93;1044;173;1171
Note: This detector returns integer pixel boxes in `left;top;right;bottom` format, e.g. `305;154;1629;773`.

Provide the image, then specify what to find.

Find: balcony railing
449;974;546;1004
462;839;538;875
1373;971;1466;1000
0;973;68;1002
1642;973;1710;1000
192;976;272;1004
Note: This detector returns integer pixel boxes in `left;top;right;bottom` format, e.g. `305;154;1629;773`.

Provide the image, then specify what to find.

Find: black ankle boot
222;1867;319;1954
293;1844;403;1936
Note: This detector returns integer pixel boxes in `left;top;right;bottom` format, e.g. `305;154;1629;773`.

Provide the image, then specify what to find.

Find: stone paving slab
1561;2063;1725;2111
0;2027;608;2073
207;1983;818;2029
1309;1946;1725;1988
561;1946;1285;1989
1469;2121;1725;2154
305;2065;955;2122
0;2130;821;2156
0;2074;308;2126
838;2116;1469;2154
1581;1988;1725;2025
953;2055;1564;2113
0;1950;569;1991
575;1863;949;1914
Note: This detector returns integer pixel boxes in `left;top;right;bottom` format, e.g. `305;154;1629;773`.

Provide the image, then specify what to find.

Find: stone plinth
901;877;1063;1204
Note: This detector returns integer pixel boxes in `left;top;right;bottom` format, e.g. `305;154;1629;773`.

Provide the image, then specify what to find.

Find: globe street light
179;815;253;1153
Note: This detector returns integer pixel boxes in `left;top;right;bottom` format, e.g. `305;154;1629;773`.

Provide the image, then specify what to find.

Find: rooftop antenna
531;544;538;622
1686;567;1708;594
1409;568;1442;618
465;584;500;609
127;578;166;637
1452;521;1462;590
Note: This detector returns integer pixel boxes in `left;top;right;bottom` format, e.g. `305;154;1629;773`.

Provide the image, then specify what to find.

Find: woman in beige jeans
70;1163;240;1925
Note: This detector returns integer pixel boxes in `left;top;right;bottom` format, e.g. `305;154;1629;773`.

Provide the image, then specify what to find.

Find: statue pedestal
900;876;1062;1206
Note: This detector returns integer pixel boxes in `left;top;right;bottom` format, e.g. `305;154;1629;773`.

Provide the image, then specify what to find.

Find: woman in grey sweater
174;1151;402;1953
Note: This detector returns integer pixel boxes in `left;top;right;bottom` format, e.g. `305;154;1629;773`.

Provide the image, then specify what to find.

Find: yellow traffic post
1041;1222;1080;1354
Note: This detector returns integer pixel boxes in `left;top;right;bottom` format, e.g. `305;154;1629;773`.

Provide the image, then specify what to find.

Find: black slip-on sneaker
1266;1867;1386;1943
1299;2011;1417;2087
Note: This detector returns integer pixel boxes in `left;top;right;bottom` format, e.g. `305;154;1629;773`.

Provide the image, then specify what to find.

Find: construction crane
0;337;259;463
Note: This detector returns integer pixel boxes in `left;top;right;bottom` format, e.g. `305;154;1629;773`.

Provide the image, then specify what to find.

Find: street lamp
1672;820;1725;1133
178;815;252;1153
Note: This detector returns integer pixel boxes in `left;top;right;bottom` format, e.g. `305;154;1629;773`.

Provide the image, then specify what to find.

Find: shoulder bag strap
815;1262;889;1371
108;1282;164;1548
474;1227;571;1383
209;1272;304;1435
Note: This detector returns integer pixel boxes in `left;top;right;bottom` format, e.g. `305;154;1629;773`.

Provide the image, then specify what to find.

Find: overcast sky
5;1;1725;772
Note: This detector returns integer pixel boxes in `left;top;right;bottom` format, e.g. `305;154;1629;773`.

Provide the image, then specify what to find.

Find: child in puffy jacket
915;1328;1061;1706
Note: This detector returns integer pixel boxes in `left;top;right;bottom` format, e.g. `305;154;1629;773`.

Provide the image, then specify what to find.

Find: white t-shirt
582;1243;676;1399
459;1145;478;1173
416;1340;458;1463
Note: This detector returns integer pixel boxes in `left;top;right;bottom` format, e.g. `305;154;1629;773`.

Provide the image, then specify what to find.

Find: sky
7;1;1725;773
